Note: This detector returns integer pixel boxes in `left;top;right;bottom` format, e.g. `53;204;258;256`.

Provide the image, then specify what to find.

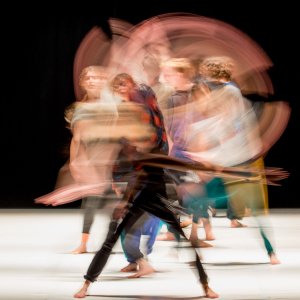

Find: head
143;42;171;63
142;54;161;86
110;73;136;101
160;58;195;89
79;65;108;101
198;56;234;82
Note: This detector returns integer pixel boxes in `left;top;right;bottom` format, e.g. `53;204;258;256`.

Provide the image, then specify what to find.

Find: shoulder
222;82;243;97
223;81;240;91
138;83;156;97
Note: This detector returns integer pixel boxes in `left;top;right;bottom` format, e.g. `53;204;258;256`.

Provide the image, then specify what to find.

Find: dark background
2;2;298;208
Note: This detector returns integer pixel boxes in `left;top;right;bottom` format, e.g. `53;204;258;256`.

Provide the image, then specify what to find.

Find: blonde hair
79;65;107;86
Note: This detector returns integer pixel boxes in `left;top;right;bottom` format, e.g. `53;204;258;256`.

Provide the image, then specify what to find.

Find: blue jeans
121;212;161;263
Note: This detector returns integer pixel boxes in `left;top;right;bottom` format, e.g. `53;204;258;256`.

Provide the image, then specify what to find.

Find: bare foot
205;234;215;241
270;253;281;265
121;262;138;272
71;245;87;254
128;258;155;278
74;281;90;298
190;239;213;248
156;231;176;241
230;220;247;228
204;284;219;298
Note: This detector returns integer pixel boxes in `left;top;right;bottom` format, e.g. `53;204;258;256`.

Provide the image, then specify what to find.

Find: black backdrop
2;2;298;208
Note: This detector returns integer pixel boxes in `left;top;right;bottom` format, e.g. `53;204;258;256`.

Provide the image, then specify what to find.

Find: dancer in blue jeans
120;211;161;274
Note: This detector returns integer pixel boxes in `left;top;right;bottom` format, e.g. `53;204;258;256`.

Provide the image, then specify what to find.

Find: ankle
202;282;209;292
81;233;89;243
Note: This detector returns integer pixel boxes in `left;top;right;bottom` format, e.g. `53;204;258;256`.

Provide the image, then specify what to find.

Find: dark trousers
84;180;208;285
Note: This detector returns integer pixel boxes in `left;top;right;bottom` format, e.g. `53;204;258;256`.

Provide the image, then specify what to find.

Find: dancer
159;58;215;247
59;65;121;254
111;73;163;277
74;73;218;298
190;56;280;264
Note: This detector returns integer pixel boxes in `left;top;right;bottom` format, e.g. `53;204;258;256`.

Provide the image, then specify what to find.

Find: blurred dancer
190;56;280;264
111;73;162;276
141;49;173;113
159;58;215;247
74;73;218;298
59;65;120;254
195;56;257;225
142;53;191;236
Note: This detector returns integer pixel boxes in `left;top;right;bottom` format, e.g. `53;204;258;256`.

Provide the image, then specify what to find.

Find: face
112;79;134;100
161;66;182;88
80;70;108;93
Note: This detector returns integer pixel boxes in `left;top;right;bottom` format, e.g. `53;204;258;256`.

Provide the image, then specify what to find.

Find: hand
112;183;123;197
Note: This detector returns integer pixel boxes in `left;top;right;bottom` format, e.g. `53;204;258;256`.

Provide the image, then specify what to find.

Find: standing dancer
74;73;218;298
59;65;120;254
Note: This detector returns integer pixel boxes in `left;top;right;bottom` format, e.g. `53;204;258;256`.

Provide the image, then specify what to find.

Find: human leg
156;205;218;298
178;182;214;245
120;212;154;274
74;203;146;298
72;196;100;254
226;182;247;228
137;184;218;298
124;213;162;277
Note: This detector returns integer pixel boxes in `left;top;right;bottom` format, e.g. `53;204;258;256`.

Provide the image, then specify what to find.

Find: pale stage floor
0;208;300;300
